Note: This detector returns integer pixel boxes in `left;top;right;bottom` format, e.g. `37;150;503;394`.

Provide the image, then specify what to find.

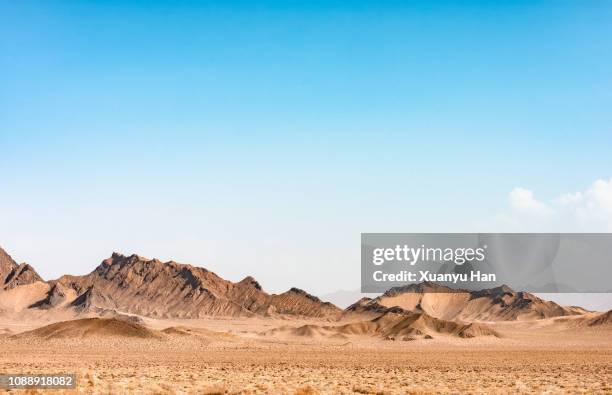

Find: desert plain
2;309;611;394
1;248;611;394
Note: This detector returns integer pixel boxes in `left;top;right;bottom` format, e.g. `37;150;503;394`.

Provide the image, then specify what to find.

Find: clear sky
1;1;612;296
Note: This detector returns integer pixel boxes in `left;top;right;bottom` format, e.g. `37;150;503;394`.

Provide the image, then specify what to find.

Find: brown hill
161;326;234;339
52;252;342;319
357;282;585;321
0;247;43;290
547;309;612;330
13;318;160;340
70;285;118;312
268;311;499;340
346;297;407;316
587;310;612;327
268;288;340;318
28;282;77;310
336;311;499;339
0;281;50;312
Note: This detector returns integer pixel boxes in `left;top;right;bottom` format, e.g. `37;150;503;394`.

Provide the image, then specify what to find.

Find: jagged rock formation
53;252;342;319
70;285;118;312
0;247;43;290
1;245;599;324
351;282;586;321
0;247;17;283
3;263;43;290
345;297;408;317
29;283;70;309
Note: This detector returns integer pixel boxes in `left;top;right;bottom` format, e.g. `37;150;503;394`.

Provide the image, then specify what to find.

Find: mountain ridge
355;281;588;321
0;246;602;323
50;252;342;319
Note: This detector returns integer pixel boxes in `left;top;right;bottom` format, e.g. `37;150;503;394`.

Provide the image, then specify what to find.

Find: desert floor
1;317;611;394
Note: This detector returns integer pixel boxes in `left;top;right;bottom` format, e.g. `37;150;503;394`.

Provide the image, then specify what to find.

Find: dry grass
1;336;610;394
1;315;610;394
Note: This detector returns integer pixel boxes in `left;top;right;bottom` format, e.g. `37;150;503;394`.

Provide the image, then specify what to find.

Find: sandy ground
1;317;611;394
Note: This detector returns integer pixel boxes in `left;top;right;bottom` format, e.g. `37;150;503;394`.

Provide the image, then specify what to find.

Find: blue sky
1;1;612;295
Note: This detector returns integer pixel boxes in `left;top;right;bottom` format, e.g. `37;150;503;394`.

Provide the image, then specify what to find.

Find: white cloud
498;178;612;231
554;178;612;230
509;187;554;216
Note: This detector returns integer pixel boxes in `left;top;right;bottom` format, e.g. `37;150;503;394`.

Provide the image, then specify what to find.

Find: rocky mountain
3;263;43;290
337;310;500;339
0;247;43;290
0;247;18;284
349;281;587;321
28;283;74;309
48;252;342;319
267;310;500;340
1;246;601;324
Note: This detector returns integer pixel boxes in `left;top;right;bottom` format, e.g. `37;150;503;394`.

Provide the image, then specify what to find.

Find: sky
1;1;612;298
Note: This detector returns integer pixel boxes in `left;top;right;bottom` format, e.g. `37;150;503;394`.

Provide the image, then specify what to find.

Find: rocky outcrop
3;263;43;290
352;282;586;321
54;252;342;319
0;247;43;290
29;283;70;309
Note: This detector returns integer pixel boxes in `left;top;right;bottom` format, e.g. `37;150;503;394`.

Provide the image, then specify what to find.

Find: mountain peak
382;281;455;297
238;276;263;291
110;252;125;259
0;246;18;283
287;287;322;303
482;284;514;294
3;262;43;290
106;252;149;263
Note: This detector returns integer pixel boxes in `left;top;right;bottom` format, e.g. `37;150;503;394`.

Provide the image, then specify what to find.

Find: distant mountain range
1;248;341;319
0;246;609;327
346;281;589;321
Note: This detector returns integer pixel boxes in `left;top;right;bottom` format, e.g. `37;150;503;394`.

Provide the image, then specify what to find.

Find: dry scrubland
1;249;611;393
1;318;611;394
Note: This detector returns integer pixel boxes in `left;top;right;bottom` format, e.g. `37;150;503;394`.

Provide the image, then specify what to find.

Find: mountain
266;310;500;340
13;317;160;340
69;285;119;312
349;281;586;321
13;317;238;341
268;287;341;317
587;310;612;327
3;263;43;290
50;252;342;319
0;247;18;284
335;310;500;339
0;247;43;290
29;283;70;309
1;245;600;323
